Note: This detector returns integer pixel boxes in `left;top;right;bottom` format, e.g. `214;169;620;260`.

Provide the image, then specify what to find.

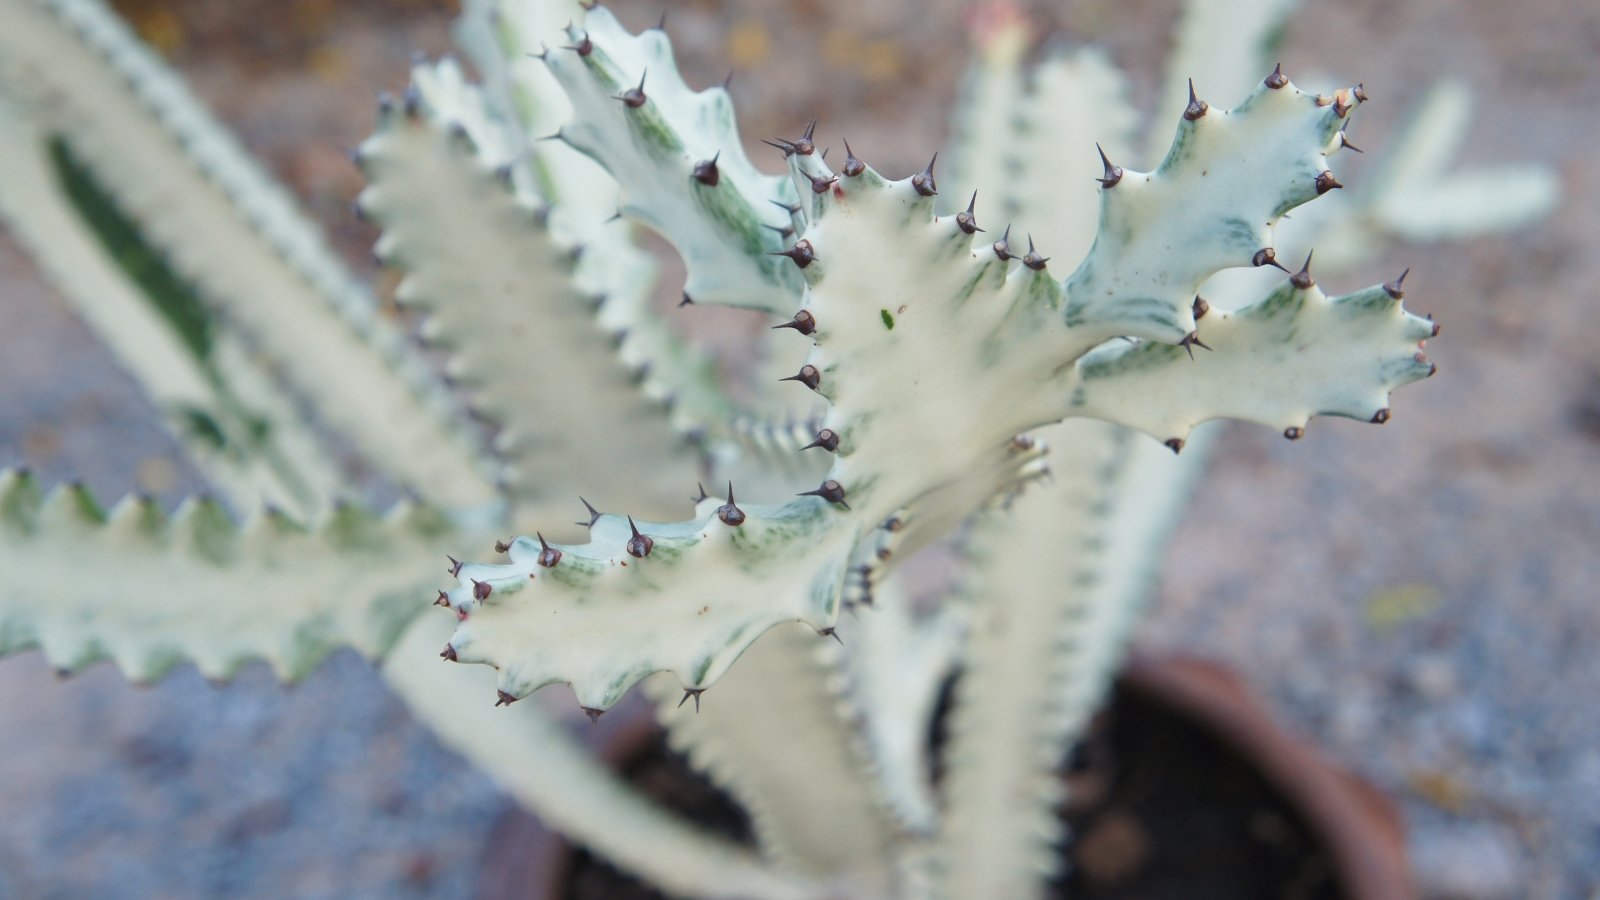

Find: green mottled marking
880;308;895;330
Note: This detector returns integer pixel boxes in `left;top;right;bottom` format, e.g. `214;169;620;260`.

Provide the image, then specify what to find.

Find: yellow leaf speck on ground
1365;583;1441;632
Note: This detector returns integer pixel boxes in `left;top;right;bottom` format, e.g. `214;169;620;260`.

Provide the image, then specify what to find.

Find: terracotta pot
480;655;1413;899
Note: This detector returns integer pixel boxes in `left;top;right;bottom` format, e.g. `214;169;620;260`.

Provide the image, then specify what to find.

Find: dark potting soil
559;682;1342;899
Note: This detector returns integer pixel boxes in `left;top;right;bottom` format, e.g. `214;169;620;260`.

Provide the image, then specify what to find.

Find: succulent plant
0;0;1555;896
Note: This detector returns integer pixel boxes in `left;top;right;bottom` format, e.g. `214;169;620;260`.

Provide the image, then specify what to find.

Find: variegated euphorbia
0;0;1554;897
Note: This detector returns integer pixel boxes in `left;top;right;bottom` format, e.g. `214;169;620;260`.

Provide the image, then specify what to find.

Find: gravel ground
0;0;1596;897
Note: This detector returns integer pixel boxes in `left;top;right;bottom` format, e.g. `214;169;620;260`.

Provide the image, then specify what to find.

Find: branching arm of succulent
358;59;720;520
0;469;467;681
0;98;341;520
645;625;899;887
0;0;500;511
441;493;860;712
1061;273;1439;446
384;617;815;900
441;15;1438;715
541;7;803;314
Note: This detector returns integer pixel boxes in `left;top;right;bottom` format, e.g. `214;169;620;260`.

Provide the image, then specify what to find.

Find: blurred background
0;0;1595;896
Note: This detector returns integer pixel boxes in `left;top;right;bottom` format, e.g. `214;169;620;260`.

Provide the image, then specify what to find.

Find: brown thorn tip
717;481;746;526
1315;170;1343;194
1284;426;1305;441
618;70;647;108
1290;251;1315;289
773;309;817;335
913;153;939;196
692;152;720;186
770;239;816;268
1095;143;1123;187
679;292;694;307
1253;247;1289;272
1193;296;1210;319
447;555;463;576
993;224;1014;261
678;689;704;712
472;579;492;601
440;644;458;662
799;479;848;508
1178;331;1212;360
495;691;517;707
820;627;843;645
626;516;654;558
582;707;604;724
1384;268;1409;299
801;428;840;452
780;364;821;391
537;532;562;568
1339;130;1364;153
1265;63;1288;89
842;139;865;177
1184;78;1209;120
1023;236;1049;271
495;539;511;554
435;590;450;607
957;191;982;234
1371;408;1391;424
1165;438;1185;455
578;497;601;527
809;171;839;194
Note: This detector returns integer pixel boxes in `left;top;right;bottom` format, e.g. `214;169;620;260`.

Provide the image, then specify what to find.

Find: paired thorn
799;479;849;509
564;34;593;56
440;644;458;662
993;225;1014;261
1022;236;1049;271
1178;331;1212;360
694;482;711;504
762;222;796;240
537;532;562;568
770;199;803;217
1165;438;1186;455
808;171;840;194
1353;83;1369;103
435;590;450;608
1384;268;1410;299
679;292;694;307
472;579;492;602
577;497;602;528
626;516;654;558
1265;63;1288;89
1290;251;1316;290
1095;143;1123;188
1252;247;1289;272
495;539;512;554
912;153;938;196
842;139;865;177
495;691;518;707
771;239;816;269
801;428;840;452
1184;78;1209;120
1338;130;1364;154
717;482;746;526
773;309;817;336
617;70;647;108
780;364;822;391
1193;296;1210;320
678;689;705;713
957;191;983;234
763;120;818;157
447;555;464;577
818;626;843;645
1284;426;1305;441
1315;170;1343;194
582;707;605;724
693;152;721;186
